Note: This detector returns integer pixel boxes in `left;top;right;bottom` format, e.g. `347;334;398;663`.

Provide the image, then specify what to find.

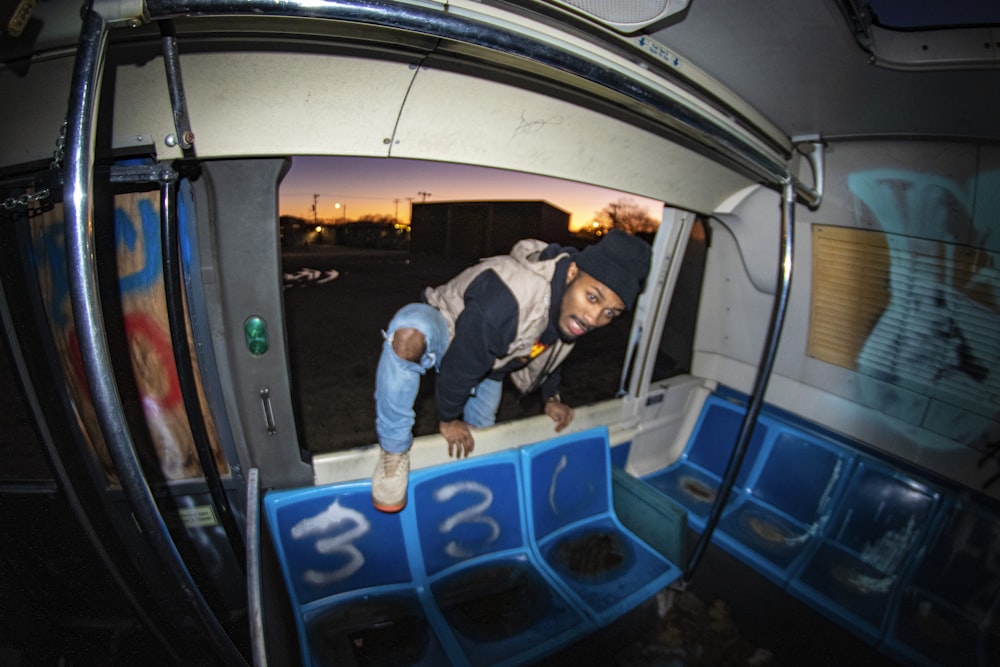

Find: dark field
281;244;634;454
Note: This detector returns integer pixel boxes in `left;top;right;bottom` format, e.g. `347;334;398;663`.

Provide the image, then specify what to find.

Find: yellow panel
808;225;890;370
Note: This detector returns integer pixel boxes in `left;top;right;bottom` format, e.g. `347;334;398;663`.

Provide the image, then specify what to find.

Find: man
371;229;652;512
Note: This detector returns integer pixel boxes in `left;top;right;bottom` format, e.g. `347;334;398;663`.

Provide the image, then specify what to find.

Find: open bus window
651;217;708;383
280;156;662;454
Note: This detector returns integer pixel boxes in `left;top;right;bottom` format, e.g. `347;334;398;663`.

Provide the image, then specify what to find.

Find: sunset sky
279;156;663;232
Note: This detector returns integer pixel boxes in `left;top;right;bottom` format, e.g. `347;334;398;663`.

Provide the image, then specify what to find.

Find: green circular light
244;316;269;356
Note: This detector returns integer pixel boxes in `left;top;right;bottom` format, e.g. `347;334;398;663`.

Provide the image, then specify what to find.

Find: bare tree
358;213;398;225
593;198;659;235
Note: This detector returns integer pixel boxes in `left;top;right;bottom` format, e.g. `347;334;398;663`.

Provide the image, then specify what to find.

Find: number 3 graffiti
290;500;371;586
435;481;501;558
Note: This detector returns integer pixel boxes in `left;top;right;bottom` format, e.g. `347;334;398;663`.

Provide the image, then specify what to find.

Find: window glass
280;157;661;453
809;224;999;444
22;187;229;485
868;0;1000;29
652;217;708;382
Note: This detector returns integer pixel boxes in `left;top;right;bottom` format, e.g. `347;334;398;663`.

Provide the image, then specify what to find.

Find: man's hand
440;419;475;458
544;398;574;432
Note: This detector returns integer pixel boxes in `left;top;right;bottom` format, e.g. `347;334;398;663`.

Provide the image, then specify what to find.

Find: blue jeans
374;303;504;453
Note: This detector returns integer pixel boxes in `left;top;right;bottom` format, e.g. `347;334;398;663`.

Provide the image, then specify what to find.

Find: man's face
556;262;627;342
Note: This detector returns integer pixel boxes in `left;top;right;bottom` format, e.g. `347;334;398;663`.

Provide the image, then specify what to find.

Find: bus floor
544;531;902;667
0;536;903;667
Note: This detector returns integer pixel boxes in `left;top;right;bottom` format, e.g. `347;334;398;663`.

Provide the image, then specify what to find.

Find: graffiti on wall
31;191;227;482
846;169;999;481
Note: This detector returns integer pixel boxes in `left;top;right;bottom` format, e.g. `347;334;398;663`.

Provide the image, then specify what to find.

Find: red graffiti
124;312;182;411
66;312;181;411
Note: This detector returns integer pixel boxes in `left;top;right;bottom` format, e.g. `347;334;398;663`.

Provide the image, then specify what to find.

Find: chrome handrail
63;7;249;664
684;179;797;579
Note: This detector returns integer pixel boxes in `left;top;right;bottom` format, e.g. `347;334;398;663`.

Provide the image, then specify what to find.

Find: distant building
280;215;328;246
335;221;409;250
410;200;575;257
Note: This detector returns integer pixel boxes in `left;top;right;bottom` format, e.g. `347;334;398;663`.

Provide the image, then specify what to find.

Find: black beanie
575;229;651;309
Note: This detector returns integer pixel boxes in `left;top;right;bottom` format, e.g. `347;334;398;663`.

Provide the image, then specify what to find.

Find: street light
334;201;347;222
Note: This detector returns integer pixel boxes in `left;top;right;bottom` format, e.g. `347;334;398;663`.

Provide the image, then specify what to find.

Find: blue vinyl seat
521;427;682;627
409;451;594;667
715;430;855;584
788;458;943;644
882;498;996;667
264;480;451;666
643;395;769;530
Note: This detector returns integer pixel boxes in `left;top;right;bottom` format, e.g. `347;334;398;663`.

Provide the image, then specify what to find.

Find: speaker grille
549;0;686;32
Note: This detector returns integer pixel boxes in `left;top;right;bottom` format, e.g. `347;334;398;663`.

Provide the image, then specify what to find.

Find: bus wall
692;139;1000;502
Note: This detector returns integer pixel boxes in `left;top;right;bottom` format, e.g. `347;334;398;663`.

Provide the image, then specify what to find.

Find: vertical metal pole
246;468;268;666
684;179;796;579
160;20;195;153
62;8;248;665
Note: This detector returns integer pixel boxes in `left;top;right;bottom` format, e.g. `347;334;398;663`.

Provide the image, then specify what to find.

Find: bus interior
1;1;998;665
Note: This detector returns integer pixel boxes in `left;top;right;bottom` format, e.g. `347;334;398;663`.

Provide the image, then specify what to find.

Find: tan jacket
424;239;575;394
